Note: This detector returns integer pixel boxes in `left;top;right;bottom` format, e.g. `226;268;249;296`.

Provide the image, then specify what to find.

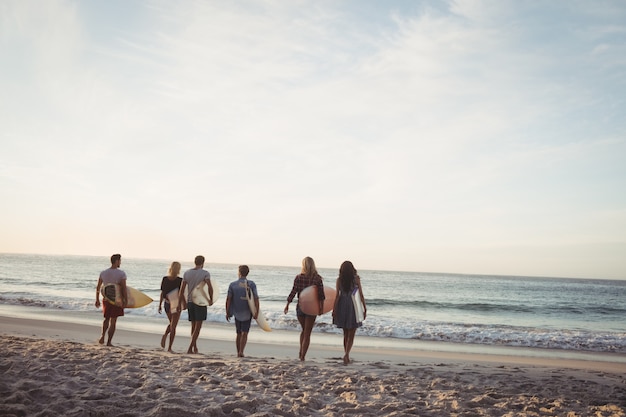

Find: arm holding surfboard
95;277;103;309
317;283;324;316
96;278;128;308
122;281;128;307
284;275;325;316
332;278;340;321
225;295;231;321
313;280;324;315
96;277;124;308
206;278;214;306
179;277;217;309
118;279;128;308
177;280;187;312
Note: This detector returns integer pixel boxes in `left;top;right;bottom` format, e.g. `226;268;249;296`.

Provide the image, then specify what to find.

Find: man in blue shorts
225;265;259;357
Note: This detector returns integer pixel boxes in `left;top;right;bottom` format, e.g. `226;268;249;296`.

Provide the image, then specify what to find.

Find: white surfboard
352;287;365;322
166;288;180;313
246;284;271;332
101;284;153;308
189;278;219;306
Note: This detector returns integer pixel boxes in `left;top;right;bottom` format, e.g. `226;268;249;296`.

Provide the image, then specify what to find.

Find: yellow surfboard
101;284;153;308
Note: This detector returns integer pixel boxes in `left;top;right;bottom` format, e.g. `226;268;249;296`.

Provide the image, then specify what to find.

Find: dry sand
1;314;625;416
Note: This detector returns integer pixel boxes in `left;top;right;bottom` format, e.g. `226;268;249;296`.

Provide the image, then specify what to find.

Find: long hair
301;256;318;278
168;261;181;278
338;261;357;292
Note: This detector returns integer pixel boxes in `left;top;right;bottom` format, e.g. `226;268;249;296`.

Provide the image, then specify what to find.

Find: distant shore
2;310;626;416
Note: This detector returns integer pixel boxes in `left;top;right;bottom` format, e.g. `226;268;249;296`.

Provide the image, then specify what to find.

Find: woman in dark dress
332;260;367;365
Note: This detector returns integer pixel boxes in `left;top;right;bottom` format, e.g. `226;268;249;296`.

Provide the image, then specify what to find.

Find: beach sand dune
2;333;625;417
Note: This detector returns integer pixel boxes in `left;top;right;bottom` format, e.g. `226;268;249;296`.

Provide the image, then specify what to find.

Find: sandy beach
1;314;625;417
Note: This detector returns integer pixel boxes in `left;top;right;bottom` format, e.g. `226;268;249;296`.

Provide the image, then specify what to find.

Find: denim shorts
296;303;315;318
235;319;252;334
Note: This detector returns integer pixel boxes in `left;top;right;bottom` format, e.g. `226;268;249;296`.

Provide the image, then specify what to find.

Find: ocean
1;253;625;358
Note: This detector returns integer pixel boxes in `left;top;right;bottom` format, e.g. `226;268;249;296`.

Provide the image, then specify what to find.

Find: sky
1;0;625;279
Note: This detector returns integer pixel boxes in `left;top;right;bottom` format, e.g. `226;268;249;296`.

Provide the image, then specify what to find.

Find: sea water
0;253;625;355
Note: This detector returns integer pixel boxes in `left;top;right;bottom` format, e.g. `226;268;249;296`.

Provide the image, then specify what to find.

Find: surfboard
352;287;365;322
189;278;219;307
298;285;336;315
101;284;153;308
166;288;181;313
246;284;271;332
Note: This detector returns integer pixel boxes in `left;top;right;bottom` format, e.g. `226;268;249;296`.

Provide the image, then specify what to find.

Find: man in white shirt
95;254;127;346
179;255;213;354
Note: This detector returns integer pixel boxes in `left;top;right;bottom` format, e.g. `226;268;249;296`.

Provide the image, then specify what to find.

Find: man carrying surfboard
225;265;259;358
95;253;127;347
178;255;213;354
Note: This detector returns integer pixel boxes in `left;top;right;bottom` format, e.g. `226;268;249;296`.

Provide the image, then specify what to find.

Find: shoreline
1;305;626;370
2;312;626;416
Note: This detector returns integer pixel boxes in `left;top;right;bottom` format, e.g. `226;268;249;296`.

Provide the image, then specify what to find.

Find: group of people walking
95;254;367;364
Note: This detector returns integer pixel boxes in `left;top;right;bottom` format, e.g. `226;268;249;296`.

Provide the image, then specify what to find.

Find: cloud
1;0;625;278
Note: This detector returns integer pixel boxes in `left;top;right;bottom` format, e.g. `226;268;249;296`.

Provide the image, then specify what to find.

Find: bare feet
343;355;350;365
160;334;167;348
99;337;112;347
